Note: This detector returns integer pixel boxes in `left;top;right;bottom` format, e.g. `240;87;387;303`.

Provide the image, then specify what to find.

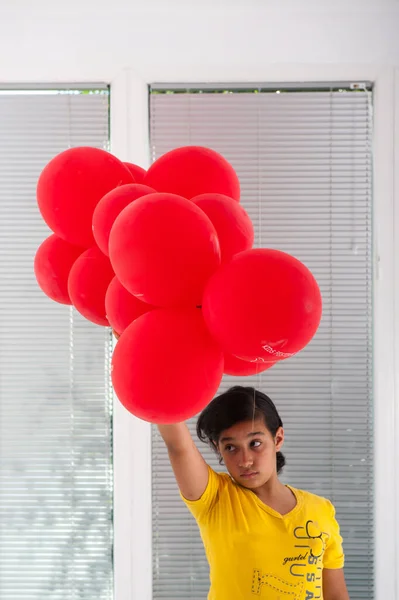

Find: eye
250;440;262;449
224;444;236;453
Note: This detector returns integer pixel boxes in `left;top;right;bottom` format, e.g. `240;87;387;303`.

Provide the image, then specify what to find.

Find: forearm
157;422;193;453
157;422;209;499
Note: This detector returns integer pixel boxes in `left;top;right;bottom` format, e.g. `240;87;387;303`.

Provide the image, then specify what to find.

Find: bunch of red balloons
34;145;322;424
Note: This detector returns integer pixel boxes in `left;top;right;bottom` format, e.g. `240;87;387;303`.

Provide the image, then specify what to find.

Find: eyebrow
219;431;265;443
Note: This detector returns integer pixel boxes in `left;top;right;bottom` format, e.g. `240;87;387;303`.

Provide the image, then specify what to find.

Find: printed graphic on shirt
252;570;303;598
293;520;329;559
251;520;328;598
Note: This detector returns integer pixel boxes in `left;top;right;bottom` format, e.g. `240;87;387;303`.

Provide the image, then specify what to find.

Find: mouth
240;471;258;479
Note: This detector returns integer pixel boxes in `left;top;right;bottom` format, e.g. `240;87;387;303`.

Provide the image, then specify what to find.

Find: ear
275;427;284;452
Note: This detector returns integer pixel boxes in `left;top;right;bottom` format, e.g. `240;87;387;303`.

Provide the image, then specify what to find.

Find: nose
238;449;253;469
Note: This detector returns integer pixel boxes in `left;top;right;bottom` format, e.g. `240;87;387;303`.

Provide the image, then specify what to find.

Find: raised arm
112;331;210;501
157;423;209;501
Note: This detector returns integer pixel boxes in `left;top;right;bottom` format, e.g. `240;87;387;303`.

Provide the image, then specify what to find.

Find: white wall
0;0;399;83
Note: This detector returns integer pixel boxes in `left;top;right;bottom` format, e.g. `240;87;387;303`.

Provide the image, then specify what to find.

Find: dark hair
197;386;286;474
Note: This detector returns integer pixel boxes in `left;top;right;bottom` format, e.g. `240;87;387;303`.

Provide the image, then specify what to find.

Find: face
217;418;284;489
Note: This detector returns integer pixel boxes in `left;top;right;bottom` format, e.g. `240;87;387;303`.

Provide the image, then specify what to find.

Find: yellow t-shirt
182;466;344;600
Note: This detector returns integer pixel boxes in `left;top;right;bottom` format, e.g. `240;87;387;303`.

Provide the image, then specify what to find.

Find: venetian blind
0;88;113;600
150;85;373;600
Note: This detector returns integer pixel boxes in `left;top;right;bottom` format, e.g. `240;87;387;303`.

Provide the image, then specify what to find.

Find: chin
237;473;271;489
237;474;261;488
239;479;259;489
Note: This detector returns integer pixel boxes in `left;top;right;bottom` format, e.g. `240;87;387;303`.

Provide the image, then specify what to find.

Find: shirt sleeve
323;500;345;569
180;465;221;523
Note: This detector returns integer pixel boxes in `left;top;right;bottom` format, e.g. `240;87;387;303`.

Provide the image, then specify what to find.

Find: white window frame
110;65;399;600
7;65;393;600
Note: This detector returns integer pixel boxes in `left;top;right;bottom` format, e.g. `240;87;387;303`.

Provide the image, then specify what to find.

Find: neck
251;473;297;515
252;472;285;502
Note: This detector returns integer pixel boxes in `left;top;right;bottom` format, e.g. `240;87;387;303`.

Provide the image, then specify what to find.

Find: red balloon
123;162;146;184
144;146;240;201
203;249;322;362
34;234;85;304
105;276;153;335
37;147;134;248
68;247;115;326
109;193;221;307
112;309;224;423
92;183;155;256
192;193;254;263
223;353;276;376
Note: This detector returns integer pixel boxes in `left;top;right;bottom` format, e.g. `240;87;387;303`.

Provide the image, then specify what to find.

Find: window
150;84;373;600
0;88;113;600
